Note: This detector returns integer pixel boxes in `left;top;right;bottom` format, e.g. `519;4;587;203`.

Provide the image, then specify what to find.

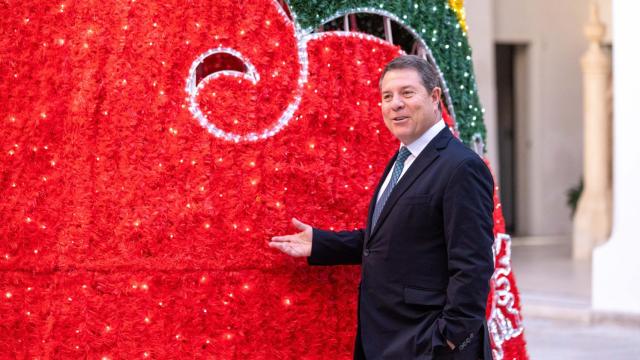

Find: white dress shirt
376;119;446;202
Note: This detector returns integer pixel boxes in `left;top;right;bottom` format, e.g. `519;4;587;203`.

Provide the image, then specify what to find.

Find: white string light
185;0;307;143
185;1;458;143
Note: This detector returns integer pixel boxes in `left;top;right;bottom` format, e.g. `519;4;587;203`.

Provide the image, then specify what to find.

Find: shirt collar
400;119;446;157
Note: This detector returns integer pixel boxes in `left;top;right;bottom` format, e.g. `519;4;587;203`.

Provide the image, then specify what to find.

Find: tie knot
397;146;411;163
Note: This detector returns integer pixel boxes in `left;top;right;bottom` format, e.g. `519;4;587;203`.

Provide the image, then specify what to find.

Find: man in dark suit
269;55;494;360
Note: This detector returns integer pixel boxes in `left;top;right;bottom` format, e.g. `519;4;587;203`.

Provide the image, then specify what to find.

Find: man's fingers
269;218;310;256
270;235;292;243
291;217;309;231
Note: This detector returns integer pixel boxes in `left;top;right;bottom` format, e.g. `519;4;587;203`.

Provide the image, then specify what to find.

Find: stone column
592;0;640;314
573;2;612;259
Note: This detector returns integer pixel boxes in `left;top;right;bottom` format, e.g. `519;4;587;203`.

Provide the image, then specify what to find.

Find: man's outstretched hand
269;217;313;257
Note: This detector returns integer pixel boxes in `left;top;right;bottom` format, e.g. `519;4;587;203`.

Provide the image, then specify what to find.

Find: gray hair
379;55;441;93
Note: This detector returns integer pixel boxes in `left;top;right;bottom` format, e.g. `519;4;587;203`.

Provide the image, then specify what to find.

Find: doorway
495;43;528;235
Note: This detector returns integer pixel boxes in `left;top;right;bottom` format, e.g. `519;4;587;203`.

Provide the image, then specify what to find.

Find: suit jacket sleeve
441;156;495;348
306;227;364;266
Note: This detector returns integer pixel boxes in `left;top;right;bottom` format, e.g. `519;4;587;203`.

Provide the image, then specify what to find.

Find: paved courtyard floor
511;238;640;359
525;317;640;359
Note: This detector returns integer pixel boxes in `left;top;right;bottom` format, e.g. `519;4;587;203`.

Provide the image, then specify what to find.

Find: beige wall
465;0;499;178
466;0;611;236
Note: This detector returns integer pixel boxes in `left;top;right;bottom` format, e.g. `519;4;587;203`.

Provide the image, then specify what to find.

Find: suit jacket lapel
366;128;453;245
364;149;398;245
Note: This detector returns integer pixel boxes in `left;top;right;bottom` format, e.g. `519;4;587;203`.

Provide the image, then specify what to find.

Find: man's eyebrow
382;85;416;94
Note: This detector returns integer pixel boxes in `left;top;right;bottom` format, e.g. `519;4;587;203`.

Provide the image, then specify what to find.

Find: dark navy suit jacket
308;127;495;360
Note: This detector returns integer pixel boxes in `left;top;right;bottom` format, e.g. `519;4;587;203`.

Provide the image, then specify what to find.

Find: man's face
380;68;441;145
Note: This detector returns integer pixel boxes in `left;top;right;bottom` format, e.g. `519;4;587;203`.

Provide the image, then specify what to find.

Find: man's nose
391;95;405;111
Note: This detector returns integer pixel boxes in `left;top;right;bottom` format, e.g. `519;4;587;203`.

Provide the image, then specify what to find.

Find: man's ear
431;86;442;109
431;86;442;102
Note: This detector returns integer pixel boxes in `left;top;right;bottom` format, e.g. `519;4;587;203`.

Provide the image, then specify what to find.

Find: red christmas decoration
1;0;527;358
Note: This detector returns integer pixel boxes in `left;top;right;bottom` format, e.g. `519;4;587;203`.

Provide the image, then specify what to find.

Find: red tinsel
0;0;526;358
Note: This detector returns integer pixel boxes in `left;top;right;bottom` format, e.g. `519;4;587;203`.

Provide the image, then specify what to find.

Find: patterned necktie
371;146;412;230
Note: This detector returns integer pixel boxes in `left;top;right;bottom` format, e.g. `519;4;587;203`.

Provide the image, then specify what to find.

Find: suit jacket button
363;249;370;256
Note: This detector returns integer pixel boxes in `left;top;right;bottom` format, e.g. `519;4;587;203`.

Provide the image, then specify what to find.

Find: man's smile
393;116;410;123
